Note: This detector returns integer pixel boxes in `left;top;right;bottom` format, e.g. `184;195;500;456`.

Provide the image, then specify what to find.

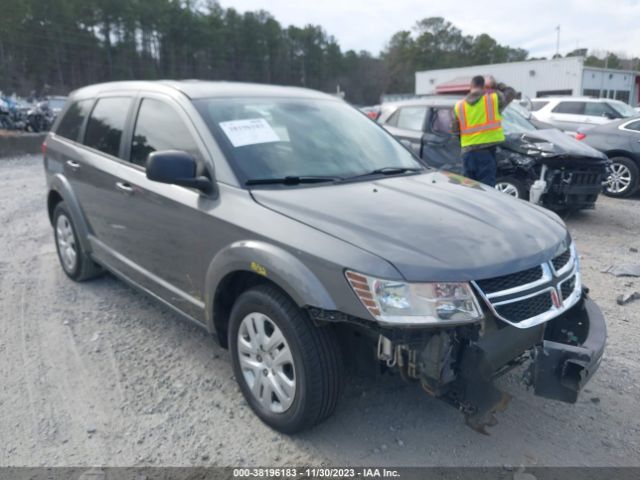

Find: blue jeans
462;148;497;187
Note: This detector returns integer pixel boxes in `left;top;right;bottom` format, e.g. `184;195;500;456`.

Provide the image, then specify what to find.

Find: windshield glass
195;97;421;184
608;100;636;118
501;104;537;134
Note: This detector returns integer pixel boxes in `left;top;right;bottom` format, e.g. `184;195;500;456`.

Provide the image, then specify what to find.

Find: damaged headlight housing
345;271;483;326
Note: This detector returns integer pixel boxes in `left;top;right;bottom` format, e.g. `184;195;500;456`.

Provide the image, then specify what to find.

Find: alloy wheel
495;182;520;197
607;163;632;194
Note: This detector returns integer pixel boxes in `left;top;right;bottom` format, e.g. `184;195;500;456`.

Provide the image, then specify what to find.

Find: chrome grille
472;243;581;329
495;291;553;323
552;248;571;272
476;265;543;294
560;275;576;301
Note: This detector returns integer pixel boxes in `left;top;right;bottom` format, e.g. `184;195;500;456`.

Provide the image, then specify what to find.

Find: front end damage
497;130;608;211
375;292;606;433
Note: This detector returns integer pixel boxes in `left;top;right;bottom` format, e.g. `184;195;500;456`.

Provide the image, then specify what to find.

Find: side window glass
56;100;93;142
432;108;454;135
385;109;400;127
584;102;609;117
130;98;202;168
84;97;132;158
396;106;427;131
551;102;585;114
625;120;640;131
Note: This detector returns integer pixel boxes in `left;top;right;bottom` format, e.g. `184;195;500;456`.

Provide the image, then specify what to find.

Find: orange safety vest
454;93;505;148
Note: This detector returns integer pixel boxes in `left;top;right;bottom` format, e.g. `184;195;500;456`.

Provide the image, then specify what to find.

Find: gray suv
44;81;606;433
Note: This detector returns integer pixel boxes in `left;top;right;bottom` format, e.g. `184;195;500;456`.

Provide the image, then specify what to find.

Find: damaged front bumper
377;291;606;432
529;294;606;403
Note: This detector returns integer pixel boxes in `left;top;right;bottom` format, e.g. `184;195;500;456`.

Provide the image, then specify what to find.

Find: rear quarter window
55;100;93;142
83;97;132;158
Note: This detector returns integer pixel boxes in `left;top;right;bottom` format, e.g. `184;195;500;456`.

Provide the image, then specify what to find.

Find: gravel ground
1;154;639;468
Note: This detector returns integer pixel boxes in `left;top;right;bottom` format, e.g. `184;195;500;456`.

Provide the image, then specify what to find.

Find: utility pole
555;25;560;57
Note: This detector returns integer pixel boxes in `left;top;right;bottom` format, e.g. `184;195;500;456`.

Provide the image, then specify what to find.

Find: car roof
68;80;336;101
383;95;460;108
536;96;617;103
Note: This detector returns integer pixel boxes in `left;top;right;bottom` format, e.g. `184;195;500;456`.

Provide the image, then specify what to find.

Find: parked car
531;97;638;134
45;95;68;119
44;81;606;433
378;97;608;211
359;105;381;121
576;117;640;197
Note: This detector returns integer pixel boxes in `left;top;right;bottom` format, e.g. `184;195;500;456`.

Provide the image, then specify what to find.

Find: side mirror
604;111;619;120
146;150;214;194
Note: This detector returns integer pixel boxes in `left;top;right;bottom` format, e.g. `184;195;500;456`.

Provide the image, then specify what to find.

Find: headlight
345;271;483;326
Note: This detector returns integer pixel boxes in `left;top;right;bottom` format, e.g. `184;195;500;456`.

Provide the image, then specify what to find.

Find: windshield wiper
245;175;341;186
342;166;423;181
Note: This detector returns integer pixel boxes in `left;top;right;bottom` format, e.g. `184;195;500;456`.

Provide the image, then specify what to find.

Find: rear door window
130;98;202;168
551;102;585;115
396;106;427;131
431;108;454;135
84;97;132;158
55;100;93;142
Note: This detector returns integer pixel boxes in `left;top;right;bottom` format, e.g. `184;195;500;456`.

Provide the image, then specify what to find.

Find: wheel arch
205;241;338;348
47;174;93;253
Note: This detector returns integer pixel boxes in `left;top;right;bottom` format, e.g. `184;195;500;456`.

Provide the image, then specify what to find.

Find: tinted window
624;120;640;131
84;97;132;157
584;102;617;118
385;109;400;126
55;100;93;142
396;106;427;131
552;101;585;114
431;108;453;135
131;99;201;168
530;101;548;111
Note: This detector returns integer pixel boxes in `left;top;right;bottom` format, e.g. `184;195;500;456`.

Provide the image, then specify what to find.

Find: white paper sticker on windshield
219;118;281;147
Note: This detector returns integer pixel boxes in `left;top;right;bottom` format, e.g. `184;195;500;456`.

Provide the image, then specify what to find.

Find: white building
415;57;640;105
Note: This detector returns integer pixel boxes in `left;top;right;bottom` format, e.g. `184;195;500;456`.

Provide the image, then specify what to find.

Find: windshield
195;97;421;185
608;100;636;118
501;104;537;134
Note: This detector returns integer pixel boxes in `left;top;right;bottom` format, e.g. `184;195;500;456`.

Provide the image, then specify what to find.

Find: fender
47;173;93;254
204;240;338;331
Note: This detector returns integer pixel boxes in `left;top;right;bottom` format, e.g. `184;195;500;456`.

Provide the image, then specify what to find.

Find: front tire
53;202;102;281
495;176;529;200
605;157;638;198
229;284;343;433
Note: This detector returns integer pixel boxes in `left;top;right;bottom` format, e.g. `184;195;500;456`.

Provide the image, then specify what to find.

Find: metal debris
603;264;640;277
616;291;640;306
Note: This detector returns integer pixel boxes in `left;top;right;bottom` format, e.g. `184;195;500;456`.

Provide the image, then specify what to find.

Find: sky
219;0;640;60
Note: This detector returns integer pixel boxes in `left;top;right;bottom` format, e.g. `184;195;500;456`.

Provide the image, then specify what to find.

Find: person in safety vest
451;75;515;187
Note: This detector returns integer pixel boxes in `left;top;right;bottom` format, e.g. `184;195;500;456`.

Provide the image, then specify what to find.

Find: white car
530;97;637;134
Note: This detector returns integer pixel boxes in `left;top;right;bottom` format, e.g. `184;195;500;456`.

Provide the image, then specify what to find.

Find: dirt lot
1;154;639;468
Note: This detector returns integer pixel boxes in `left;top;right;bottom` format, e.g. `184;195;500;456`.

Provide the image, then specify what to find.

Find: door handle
66;160;80;170
115;181;134;194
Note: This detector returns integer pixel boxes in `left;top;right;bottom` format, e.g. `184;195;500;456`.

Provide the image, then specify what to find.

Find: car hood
504;129;607;161
252;172;570;282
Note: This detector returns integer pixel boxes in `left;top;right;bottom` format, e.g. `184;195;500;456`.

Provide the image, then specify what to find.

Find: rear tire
229;284;343;433
53;202;103;281
495;176;529;200
605;157;638;198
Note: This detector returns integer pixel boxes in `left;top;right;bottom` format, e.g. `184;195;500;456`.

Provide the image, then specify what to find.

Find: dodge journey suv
44;81;606;433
